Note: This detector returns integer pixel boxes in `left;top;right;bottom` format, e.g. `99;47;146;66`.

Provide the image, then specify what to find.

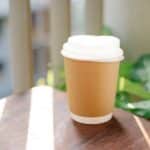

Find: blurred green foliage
116;55;150;118
55;68;66;91
100;25;113;35
131;54;150;91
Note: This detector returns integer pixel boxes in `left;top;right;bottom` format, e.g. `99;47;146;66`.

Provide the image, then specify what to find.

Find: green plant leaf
118;77;150;100
131;54;150;91
116;96;150;119
119;61;133;78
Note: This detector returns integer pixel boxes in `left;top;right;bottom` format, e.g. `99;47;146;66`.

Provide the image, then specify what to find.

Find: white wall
104;0;150;60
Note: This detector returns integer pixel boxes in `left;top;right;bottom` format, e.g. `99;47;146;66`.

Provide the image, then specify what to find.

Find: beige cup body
64;58;120;117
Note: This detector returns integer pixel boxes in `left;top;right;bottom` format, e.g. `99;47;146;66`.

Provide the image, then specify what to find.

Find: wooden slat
9;0;34;93
85;0;103;34
50;0;70;86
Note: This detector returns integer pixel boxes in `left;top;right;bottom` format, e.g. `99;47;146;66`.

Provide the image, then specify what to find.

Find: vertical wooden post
70;0;103;35
50;0;70;86
70;0;86;34
85;0;103;34
9;0;34;93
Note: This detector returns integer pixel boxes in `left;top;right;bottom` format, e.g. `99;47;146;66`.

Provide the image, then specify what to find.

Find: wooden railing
9;0;102;92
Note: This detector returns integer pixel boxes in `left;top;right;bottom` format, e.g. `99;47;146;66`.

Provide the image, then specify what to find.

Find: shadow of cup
71;117;125;144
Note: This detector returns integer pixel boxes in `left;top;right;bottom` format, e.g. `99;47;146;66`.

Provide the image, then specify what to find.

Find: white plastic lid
61;35;124;62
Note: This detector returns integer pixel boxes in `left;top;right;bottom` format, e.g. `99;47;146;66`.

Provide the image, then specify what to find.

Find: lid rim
61;50;124;62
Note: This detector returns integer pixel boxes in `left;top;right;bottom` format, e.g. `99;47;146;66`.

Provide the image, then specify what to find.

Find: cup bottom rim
70;112;112;125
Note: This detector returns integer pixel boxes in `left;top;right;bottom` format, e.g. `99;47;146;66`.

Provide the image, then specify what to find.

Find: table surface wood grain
0;86;150;150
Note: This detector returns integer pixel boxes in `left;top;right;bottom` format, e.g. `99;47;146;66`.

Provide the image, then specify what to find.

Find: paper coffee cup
61;35;124;124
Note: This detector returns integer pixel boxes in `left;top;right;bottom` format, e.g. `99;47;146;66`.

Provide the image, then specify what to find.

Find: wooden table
0;86;150;150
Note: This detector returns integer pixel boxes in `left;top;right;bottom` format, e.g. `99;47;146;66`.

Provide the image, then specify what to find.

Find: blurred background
0;0;150;98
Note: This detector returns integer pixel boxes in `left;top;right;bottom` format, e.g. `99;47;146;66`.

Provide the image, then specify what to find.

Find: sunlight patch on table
26;87;54;150
0;98;6;121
